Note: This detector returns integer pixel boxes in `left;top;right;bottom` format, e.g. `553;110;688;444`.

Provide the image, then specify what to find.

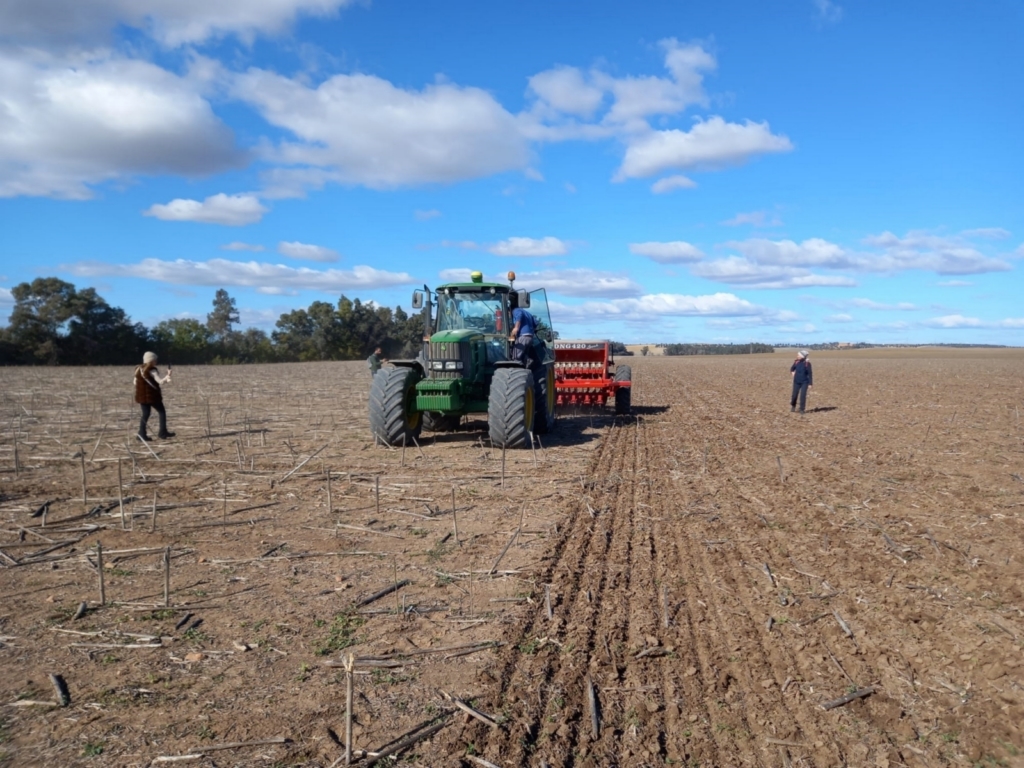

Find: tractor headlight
445;361;463;370
431;361;444;370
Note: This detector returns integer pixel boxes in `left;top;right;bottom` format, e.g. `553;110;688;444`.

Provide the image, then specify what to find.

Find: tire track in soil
439;415;645;766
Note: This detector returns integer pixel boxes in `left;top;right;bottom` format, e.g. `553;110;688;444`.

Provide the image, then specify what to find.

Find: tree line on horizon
0;278;427;366
0;278;781;367
662;342;775;355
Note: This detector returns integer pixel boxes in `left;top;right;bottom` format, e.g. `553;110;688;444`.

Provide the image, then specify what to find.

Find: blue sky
1;0;1022;345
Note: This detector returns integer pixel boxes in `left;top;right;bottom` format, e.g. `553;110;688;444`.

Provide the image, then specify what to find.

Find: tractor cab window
528;289;554;342
528;289;555;364
436;291;507;336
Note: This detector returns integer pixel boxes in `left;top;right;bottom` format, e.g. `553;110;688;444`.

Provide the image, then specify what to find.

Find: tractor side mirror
411;290;424;309
517;290;531;309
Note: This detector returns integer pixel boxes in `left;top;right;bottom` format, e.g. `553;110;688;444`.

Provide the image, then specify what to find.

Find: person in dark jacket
790;350;813;413
134;351;174;440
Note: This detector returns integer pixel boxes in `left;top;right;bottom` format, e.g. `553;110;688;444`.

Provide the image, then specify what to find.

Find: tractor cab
413;271;555;372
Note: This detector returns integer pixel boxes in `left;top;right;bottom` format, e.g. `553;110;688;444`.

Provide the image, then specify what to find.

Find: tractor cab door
528;289;556;365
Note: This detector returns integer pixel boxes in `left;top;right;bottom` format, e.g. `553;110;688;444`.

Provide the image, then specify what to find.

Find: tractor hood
430;329;484;344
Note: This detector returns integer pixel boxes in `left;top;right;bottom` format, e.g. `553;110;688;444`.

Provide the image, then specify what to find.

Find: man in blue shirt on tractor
508;292;538;368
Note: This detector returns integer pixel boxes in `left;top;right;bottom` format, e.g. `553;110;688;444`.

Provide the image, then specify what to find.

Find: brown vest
134;363;163;405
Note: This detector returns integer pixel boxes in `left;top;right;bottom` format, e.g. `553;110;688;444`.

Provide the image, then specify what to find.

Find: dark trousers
139;403;167;437
791;381;809;412
512;334;535;368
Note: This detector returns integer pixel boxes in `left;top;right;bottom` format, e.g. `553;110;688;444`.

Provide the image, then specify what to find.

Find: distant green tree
151;319;213;364
338;296;391;358
4;278;144;364
233;328;277;363
272;308;315;361
306;301;345;360
6;277;81;364
663;343;775;356
207;289;240;340
64;288;146;364
393;305;427;357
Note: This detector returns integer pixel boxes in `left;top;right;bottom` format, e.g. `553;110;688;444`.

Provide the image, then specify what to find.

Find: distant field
1;350;1022;766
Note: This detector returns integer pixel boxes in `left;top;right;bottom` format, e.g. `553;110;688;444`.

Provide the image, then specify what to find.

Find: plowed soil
1;349;1023;767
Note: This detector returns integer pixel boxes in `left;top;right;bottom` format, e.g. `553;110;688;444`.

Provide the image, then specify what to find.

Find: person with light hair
134;351;174;440
790;350;813;414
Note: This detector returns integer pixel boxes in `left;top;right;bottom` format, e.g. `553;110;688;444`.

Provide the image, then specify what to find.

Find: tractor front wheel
488;368;535;448
369;367;423;446
614;365;632;415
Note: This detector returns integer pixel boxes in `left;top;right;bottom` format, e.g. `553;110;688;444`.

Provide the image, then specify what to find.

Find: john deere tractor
369;271;556;448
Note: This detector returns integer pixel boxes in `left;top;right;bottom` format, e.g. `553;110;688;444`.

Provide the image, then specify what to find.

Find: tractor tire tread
488;367;535;448
369;367;422;445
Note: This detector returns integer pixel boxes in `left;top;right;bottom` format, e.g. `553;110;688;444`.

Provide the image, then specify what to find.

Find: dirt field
1;349;1023;767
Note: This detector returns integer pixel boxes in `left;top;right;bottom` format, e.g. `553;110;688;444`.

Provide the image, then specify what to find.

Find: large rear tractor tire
613;365;632;415
423;412;461;432
488;368;536;448
369;367;423;446
533;363;556;435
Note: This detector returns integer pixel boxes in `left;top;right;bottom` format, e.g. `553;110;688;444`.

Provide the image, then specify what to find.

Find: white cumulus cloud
0;49;243;199
629;241;704;264
926;314;983;329
221;241;265;252
277;241;340;262
437;268;641;299
848;298;918;311
691;257;856;289
551;292;790;324
727;238;852;268
232;68;529;191
144;193;267;225
861;231;1011;275
1;0;359;47
960;227;1010;239
527;66;605;118
489;237;568;257
68;258;415;292
616;117;793;181
924;315;1024;330
651;175;697;194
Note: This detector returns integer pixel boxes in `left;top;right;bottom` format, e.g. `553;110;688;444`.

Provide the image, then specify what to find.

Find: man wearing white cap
790;350;813;414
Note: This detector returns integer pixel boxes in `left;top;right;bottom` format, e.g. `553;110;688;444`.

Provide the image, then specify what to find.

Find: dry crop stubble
0;349;1022;766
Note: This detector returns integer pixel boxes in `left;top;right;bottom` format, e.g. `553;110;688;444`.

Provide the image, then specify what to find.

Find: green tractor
369;271;556;448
